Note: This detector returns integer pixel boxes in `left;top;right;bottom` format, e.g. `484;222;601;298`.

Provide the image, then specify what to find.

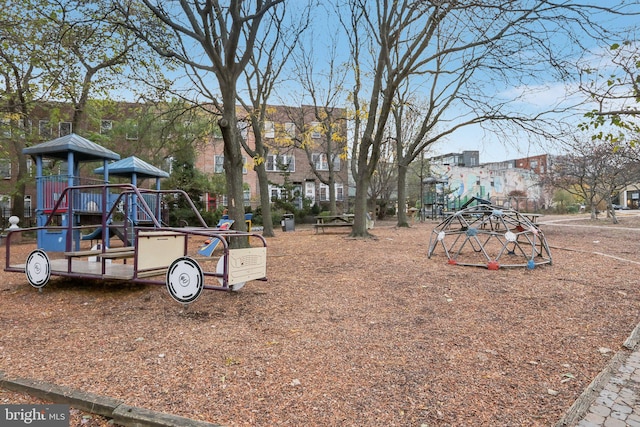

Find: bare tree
546;138;640;222
118;0;284;232
285;34;349;215
339;0;638;237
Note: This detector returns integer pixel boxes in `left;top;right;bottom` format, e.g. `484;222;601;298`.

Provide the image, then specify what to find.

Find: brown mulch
1;213;640;426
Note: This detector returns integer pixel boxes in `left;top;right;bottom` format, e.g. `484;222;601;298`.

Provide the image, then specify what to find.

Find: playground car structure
427;200;552;270
5;183;267;304
4;134;267;305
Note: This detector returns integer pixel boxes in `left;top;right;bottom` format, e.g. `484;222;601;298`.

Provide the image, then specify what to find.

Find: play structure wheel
25;249;51;288
216;256;246;291
166;257;204;304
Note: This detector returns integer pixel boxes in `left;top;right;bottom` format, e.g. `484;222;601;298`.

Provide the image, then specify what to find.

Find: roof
94;156;170;179
22;133;121;162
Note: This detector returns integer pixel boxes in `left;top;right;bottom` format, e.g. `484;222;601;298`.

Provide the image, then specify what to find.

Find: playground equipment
427;198;551;269
4;134;267;304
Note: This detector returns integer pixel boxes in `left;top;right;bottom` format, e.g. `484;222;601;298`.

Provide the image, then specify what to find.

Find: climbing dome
427;201;552;269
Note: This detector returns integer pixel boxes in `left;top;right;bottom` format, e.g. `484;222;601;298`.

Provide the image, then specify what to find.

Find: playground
2;213;640;426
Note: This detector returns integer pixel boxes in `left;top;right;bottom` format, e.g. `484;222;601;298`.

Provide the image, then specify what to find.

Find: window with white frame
1;118;11;138
18;119;32;138
312;153;341;171
163;156;174;175
264;121;275;138
268;185;282;201
0;195;10;217
284;122;296;138
266;154;294;172
312;153;329;170
214;155;225;173
100;120;113;134
310;121;322;138
319;183;344;201
336;183;344;201
24;195;32;218
59;122;72;137
244;189;251;206
237;121;249;139
39;120;51;138
0;159;10;179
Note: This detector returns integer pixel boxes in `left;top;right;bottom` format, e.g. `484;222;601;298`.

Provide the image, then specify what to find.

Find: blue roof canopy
94;156;170;179
23;133;120;162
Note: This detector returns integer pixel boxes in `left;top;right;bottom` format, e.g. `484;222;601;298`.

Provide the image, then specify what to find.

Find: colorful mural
430;165;542;209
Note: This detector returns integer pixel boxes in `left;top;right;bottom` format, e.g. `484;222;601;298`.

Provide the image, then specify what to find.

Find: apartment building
0;101;349;222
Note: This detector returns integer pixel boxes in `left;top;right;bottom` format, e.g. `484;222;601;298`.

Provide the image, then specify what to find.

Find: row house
0;101;349;224
194;104;349;211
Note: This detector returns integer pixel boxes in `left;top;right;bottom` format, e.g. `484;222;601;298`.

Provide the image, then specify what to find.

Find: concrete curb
555;322;640;427
0;372;222;427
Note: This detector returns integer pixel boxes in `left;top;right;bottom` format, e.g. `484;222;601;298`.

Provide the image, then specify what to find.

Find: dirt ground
2;212;640;426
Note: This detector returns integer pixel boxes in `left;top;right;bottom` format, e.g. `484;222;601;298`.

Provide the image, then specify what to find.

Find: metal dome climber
427;199;552;269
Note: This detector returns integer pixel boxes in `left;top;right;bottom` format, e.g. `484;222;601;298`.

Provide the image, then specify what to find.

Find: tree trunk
351;173;371;237
218;96;247;235
396;163;409;227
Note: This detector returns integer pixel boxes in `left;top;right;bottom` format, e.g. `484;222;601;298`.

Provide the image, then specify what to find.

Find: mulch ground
1;213;640;426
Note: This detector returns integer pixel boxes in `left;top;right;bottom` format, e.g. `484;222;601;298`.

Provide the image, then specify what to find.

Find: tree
0;0;57;221
286;30;349;216
117;0;284;233
339;0;637;237
546;137;640;222
579;40;640;147
44;0;174;134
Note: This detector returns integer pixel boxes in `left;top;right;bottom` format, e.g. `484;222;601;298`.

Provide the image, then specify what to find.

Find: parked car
612;204;630;210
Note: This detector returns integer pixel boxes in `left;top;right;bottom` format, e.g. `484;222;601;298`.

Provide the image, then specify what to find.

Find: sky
141;1;639;164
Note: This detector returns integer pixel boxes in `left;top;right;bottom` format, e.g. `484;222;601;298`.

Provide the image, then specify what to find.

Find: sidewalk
557;323;640;427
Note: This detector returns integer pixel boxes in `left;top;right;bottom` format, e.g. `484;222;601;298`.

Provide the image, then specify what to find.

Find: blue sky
145;1;639;164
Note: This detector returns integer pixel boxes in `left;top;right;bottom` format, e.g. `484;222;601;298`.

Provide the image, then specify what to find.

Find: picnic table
314;214;355;234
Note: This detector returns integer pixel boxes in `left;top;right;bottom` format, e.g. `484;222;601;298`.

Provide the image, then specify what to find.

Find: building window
59;122;72;137
0;195;11;217
0;159;11;179
284;122;296;138
269;185;282;201
319;183;344;202
266;154;294;172
264;121;275;138
101;120;113;134
126;122;138;140
24;195;32;218
214;155;247;174
163;156;174;175
1;118;11;138
310;121;321;138
244;189;251;206
39;120;51;138
214;155;225;174
312;153;329;171
238;121;249;139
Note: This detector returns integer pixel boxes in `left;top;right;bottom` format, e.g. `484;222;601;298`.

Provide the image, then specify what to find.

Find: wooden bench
64;247;135;258
314;222;354;234
99;250;135;260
